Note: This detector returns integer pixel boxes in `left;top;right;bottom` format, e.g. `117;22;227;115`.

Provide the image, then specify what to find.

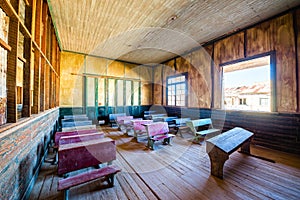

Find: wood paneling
59;52;84;107
107;61;124;77
85;56;107;75
153;65;163;105
214;32;245;65
272;14;297;112
297;9;300;112
246;20;273;57
162;59;175;106
124;63;139;78
190;46;213;108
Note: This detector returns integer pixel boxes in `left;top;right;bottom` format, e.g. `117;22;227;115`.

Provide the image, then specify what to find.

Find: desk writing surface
59;137;114;151
206;127;253;154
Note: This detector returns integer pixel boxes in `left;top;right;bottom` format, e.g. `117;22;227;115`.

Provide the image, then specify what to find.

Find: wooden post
7;16;19;122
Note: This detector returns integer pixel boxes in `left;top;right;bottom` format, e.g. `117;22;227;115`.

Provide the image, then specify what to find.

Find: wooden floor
29;125;300;200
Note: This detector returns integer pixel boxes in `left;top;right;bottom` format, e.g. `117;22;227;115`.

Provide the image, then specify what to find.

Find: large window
107;78;140;106
222;55;275;112
167;73;188;107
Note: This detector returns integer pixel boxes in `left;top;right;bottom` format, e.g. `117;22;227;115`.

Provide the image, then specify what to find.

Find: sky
223;65;270;88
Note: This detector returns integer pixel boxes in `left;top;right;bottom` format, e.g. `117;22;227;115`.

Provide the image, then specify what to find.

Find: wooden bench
206;127;254;179
131;120;153;142
54;129;99;148
58;165;121;200
53;129;101;164
109;113;126;127
58;138;116;176
61;116;89;123
61;120;92;128
172;118;191;137
145;122;175;150
143;111;156;120
116;115;133;132
59;132;105;146
62;124;96;132
186;118;220;143
63;114;87;119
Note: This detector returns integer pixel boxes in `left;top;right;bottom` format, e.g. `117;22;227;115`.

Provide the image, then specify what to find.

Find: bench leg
106;174;116;187
64;189;69;200
147;138;154;150
207;147;229;179
240;139;251;154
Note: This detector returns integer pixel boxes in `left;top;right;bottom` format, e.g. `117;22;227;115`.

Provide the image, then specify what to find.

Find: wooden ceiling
48;0;300;64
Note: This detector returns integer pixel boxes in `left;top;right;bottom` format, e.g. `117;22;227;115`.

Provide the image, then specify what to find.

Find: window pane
133;81;139;105
108;79;115;106
87;77;95;106
223;56;271;112
125;81;132;105
98;78;105;106
117;80;124;106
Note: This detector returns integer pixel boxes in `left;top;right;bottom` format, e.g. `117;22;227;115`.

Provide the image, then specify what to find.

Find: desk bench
145;122;175;150
58;165;121;200
186;118;220;143
58;138;116;176
206;127;254;179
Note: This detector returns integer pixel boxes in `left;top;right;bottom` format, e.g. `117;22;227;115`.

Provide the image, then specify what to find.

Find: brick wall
0;108;59;200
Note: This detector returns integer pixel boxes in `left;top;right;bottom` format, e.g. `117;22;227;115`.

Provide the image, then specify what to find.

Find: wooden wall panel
272;14;297;112
162;59;175;106
297;9;300;112
189;46;212;108
214;32;244;65
139;65;152;82
107;61;124;77
59;52;84;107
153;65;162;105
85;56;107;75
246;20;273;57
141;83;152;105
124;63;139;78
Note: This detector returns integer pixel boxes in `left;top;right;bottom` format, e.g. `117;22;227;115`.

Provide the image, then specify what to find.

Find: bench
109;113;126;127
62;124;96;132
58;165;121;200
131;120;153;142
63;114;87;119
54;129;99;148
206;127;254;179
61;116;89;122
116;116;133;132
61;120;92;128
150;114;167;121
53;129;101;164
144;111;156;120
58;138;116;176
172;118;191;137
145;122;175;150
59;132;105;146
186;118;220;143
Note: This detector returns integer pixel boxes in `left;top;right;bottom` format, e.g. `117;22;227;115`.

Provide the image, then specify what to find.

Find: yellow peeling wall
60;52;153;107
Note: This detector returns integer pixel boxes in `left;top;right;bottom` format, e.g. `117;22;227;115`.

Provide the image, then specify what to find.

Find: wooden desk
206;127;253;179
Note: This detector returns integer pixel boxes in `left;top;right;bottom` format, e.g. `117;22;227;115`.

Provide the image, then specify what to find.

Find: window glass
223;56;271;112
167;74;187;107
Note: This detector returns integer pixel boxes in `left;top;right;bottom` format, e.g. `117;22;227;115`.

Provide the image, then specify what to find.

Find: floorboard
29;125;300;200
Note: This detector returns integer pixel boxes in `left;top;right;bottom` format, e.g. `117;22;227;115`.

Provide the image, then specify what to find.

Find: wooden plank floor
29;125;300;200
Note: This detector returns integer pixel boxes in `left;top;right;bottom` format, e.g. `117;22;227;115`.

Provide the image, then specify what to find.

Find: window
107;78;140;106
222;55;274;112
167;73;187;107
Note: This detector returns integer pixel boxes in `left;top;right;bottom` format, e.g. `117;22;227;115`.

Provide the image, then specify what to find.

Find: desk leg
208;147;229;179
240;139;251;154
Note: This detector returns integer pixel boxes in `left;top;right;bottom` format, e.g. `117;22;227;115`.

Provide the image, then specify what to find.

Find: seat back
145;122;169;137
132;120;153;131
